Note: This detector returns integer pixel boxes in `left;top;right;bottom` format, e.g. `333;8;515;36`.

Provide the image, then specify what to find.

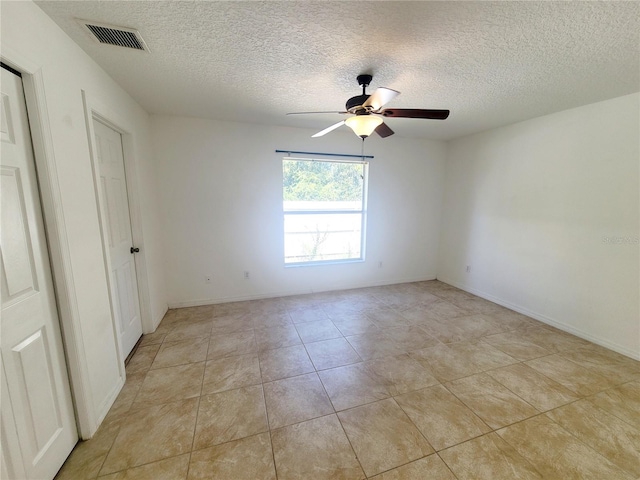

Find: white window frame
283;157;369;266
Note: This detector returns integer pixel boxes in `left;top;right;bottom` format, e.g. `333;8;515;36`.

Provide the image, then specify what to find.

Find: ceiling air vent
78;20;149;52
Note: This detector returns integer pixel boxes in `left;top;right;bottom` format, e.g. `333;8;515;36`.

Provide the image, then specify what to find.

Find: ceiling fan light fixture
345;115;383;138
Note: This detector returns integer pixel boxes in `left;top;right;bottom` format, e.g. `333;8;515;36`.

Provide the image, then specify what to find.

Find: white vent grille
78;20;149;52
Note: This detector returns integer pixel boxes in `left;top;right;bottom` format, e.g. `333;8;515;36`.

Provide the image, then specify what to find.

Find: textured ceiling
36;1;640;140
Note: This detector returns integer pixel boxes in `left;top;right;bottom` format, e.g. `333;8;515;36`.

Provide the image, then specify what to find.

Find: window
283;157;368;265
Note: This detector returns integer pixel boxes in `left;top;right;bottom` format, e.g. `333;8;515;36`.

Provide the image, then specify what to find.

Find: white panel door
0;67;77;479
92;119;142;358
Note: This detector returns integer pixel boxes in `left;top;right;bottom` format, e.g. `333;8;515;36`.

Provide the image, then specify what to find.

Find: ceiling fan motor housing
346;74;375;113
346;94;370;112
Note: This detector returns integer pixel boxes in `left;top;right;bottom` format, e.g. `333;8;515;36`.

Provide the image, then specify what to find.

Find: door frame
0;47;152;439
81;92;152;358
1;48;95;439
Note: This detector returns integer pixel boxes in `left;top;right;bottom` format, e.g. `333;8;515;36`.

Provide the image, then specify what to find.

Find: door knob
130;247;140;254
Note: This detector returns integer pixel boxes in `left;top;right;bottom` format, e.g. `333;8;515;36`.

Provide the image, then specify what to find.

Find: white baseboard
167;275;438;310
437;276;640;361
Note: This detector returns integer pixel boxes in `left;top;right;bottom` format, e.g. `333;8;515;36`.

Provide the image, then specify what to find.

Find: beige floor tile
133;362;204;408
55;418;123;480
319;363;390;411
271;414;365;480
305;337;362;370
439;433;543;479
284;295;322;310
138;330;168;347
125;344;160;375
446;340;518;371
188;433;276;480
364;354;439;396
173;305;214;321
525;353;615;396
259;344;314;382
207;330;256;359
430;288;476;302
409;344;481;382
202;353;261;394
252;312;292;329
100;398;198;475
155;310;180;326
496;414;634;479
486;363;578;412
488;309;538;331
255;324;301;352
482;331;552;361
396;384;490;451
210;313;254;335
338;398;433;477
151;336;209;369
450;297;505;316
374;291;437;310
382;325;440;352
288;306;328;323
369;454;456;480
193;385;267;449
104;372;145;423
211;301;251;318
366;307;413;329
59;282;640;480
424;300;469;319
164;319;212;343
322;299;369;317
294;319;342;343
559;345;640;384
398;304;443;325
346;331;406;360
546;400;640;477
520;326;590;353
586;380;640;429
422;314;503;344
247;298;288;315
446;373;538;429
330;314;380;336
418;320;467;344
97;454;189;480
456;313;506;334
263;372;334;429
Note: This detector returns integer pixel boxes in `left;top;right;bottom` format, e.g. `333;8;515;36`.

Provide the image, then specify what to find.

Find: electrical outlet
244;271;250;279
466;265;471;273
205;275;212;284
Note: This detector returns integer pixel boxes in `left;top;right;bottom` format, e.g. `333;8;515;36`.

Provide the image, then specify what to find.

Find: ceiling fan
287;74;450;139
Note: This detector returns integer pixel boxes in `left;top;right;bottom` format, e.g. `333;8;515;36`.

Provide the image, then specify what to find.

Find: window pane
283;160;364;206
284;213;362;264
283;158;367;265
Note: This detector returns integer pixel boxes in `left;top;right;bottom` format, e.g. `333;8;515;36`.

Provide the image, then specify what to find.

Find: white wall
152;115;446;306
1;1;167;435
438;93;640;359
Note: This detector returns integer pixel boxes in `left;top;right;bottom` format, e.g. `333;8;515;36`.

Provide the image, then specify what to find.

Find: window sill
284;258;365;268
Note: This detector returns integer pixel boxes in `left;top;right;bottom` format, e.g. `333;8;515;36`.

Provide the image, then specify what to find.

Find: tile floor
55;280;640;480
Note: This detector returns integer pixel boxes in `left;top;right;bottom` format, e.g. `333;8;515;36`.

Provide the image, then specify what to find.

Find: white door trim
0;47;153;440
0;47;97;439
81;92;153;339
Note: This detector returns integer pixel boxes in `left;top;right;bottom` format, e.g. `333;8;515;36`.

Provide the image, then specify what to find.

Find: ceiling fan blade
311;120;345;137
379;108;450;120
287;111;347;115
375;122;394;138
363;87;400;110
